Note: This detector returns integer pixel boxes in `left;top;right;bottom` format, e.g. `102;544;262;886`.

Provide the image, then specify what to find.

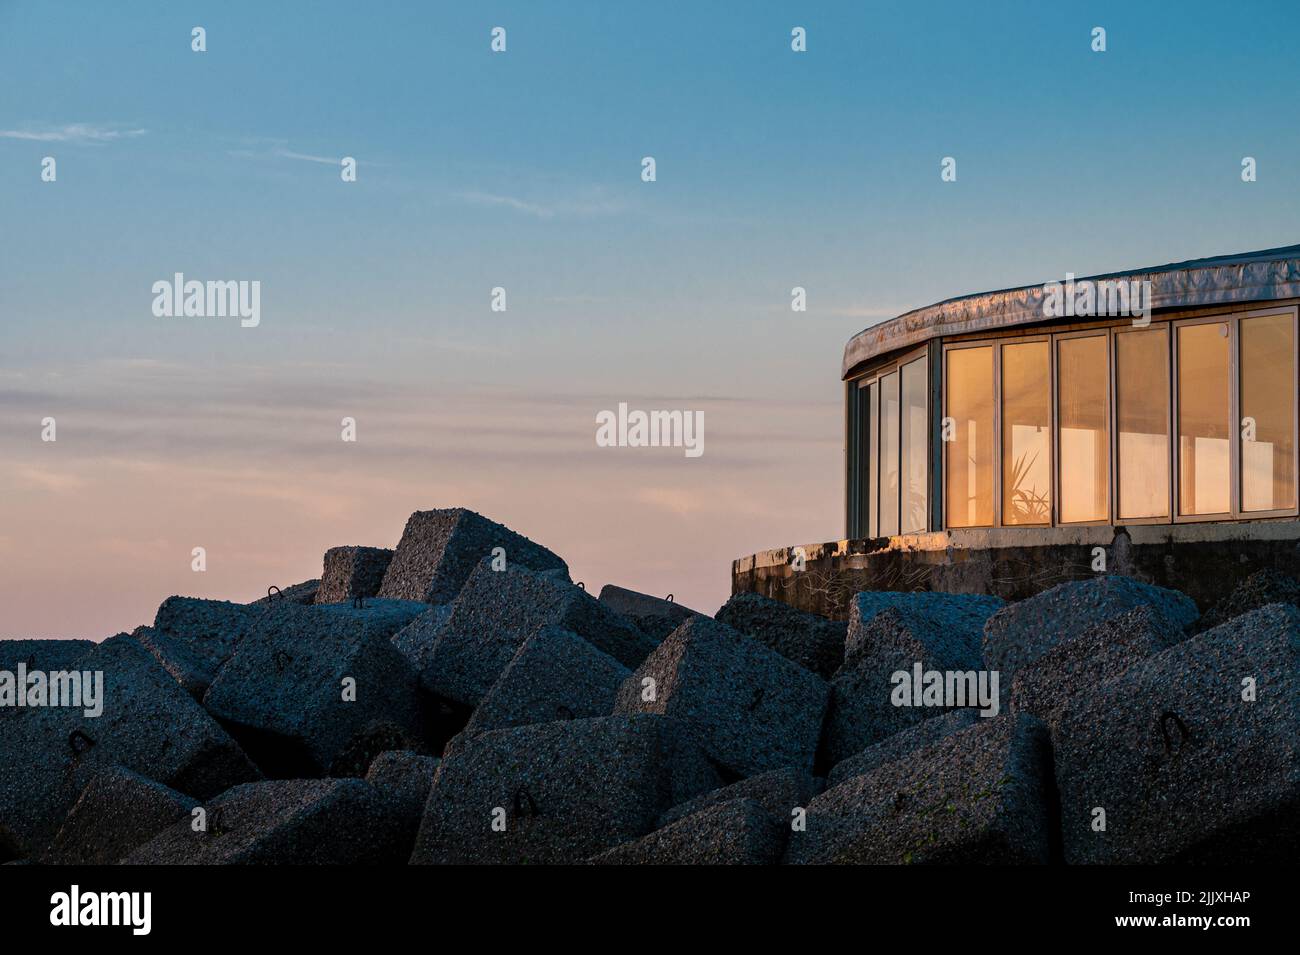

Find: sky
5;1;1300;638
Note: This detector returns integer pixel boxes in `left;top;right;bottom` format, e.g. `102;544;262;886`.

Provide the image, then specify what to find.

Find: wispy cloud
455;189;628;219
272;147;341;165
227;139;365;166
0;123;146;144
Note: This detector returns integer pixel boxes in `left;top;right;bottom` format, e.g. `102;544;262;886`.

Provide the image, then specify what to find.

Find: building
734;244;1300;617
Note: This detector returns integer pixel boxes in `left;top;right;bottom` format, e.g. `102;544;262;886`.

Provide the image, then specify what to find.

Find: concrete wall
732;520;1300;619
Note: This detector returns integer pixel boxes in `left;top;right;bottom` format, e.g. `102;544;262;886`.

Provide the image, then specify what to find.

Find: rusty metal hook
1159;710;1190;754
512;787;539;819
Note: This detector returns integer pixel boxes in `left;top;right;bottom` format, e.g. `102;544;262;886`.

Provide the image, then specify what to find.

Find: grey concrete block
787;713;1052;864
148;596;263;696
828;709;979;787
1010;605;1183;727
463;627;630;736
0;639;95;670
250;579;320;606
0;635;261;857
714;592;846;678
122;778;410;864
1199;568;1300;631
588;798;784;865
658;765;821;828
1052;603;1300;864
390;604;452;676
409;715;721;864
364;750;440;820
308;598;431;638
613;616;829;778
421;562;654;707
202;603;424;777
132;625;215;699
983;576;1198;700
43;766;197;865
599;584;700;642
316;546;394;604
846;593;1002;671
379;508;568;604
816;605;987;769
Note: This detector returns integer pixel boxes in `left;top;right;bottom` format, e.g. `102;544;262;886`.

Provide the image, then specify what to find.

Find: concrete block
421;562;653;707
379;508;568;604
409;715;720;864
599;584;700;642
588;799;784;865
822;600;996;769
787;713;1052;864
1199;568;1300;631
828;709;979;787
463;626;630;736
202;603;424;777
43;766;197;865
122;778;410;864
983;576;1198;700
0;635;260;857
249;579;320;606
1052;603;1300;864
316;546;394;604
614;616;829;778
846;593;1001;671
364;750;440;820
715;591;846;678
1009;605;1182;727
658;765;821;828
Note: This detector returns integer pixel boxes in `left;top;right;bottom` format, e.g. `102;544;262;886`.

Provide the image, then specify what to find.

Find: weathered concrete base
733;520;1300;618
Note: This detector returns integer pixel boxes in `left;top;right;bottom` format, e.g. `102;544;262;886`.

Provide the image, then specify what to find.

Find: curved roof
842;243;1300;379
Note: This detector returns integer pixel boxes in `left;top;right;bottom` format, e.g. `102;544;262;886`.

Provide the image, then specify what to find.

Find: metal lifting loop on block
266;585;283;603
666;593;674;603
1159;710;1190;754
512;787;539;819
576;582;585;591
68;730;96;756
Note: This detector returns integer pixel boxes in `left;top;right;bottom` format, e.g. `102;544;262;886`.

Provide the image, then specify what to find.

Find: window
1240;313;1296;512
867;380;880;535
1001;341;1051;525
850;306;1298;538
1057;335;1109;522
1177;322;1231;516
900;357;929;534
1116;327;1170;519
879;370;900;535
944;346;994;527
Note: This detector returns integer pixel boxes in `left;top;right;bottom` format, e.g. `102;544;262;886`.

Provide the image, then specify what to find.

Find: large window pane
1241;314;1296;512
1178;322;1231;515
1116;328;1170;519
868;380;880;535
945;346;994;527
1058;335;1109;522
880;371;900;536
1002;341;1051;525
900;357;929;534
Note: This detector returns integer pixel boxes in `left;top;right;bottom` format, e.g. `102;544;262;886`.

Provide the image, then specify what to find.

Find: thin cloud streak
0;123;146;143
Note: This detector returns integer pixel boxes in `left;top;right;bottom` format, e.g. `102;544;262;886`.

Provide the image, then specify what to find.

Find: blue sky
4;1;1300;636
